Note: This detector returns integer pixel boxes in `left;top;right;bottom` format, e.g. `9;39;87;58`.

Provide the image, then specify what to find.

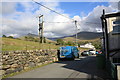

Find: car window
89;49;93;51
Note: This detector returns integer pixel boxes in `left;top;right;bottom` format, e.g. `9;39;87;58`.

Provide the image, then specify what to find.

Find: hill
20;33;56;43
62;37;79;42
63;37;100;42
2;38;60;51
20;32;102;42
27;33;38;37
71;32;102;40
48;32;102;41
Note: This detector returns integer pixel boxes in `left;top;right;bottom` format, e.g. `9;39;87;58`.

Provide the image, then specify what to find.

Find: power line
44;21;101;24
44;21;74;23
78;21;101;24
85;22;101;24
33;0;74;21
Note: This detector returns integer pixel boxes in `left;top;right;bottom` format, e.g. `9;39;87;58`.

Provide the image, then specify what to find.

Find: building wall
106;17;120;51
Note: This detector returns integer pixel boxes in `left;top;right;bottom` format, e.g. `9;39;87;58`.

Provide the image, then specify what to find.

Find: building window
112;19;120;34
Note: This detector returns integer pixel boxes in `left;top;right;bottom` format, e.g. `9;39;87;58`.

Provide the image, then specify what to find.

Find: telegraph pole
38;15;44;43
74;20;78;47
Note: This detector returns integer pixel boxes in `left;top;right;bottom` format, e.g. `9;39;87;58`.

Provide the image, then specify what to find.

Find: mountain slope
20;32;102;41
48;32;102;40
27;33;38;37
71;32;102;40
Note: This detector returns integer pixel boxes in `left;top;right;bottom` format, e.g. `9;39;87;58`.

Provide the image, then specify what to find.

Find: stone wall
0;49;58;76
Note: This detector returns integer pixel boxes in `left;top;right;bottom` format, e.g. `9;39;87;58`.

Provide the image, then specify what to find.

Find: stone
24;67;29;70
14;67;23;72
2;65;11;70
2;61;8;65
0;70;5;75
2;55;9;59
35;53;41;56
24;64;29;67
7;60;14;65
45;61;49;64
5;68;16;74
37;63;42;66
0;65;2;70
11;64;19;68
13;60;19;64
17;62;23;65
28;62;35;67
2;52;9;55
14;57;19;60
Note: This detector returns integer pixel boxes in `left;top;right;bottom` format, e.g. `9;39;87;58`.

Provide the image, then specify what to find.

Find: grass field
2;38;60;51
1;37;100;52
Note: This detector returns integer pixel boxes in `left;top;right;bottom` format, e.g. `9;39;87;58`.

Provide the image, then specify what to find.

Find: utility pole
74;20;78;47
38;15;44;43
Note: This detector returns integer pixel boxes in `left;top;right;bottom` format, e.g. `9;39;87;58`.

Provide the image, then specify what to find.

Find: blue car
57;46;79;60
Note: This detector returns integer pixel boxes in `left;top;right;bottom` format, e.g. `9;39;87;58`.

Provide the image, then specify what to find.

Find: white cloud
1;1;68;38
78;5;114;32
0;2;17;14
1;1;119;38
109;2;120;11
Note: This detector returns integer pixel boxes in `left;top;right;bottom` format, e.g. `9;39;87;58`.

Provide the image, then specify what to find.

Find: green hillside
2;38;60;51
62;37;102;50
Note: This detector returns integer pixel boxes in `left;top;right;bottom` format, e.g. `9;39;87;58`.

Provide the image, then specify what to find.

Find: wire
33;0;75;21
85;22;101;24
78;21;101;24
44;21;74;23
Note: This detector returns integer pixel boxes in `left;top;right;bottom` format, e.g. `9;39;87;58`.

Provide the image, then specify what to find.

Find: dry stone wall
0;49;58;76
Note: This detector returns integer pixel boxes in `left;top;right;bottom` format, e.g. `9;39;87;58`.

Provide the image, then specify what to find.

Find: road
9;56;110;79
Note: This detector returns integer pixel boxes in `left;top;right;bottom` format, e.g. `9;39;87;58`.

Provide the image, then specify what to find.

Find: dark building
101;10;120;79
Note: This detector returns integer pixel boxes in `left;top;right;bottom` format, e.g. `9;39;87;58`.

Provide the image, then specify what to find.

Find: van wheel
71;54;75;60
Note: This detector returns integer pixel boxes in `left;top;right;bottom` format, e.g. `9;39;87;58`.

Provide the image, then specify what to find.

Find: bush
2;35;7;38
8;36;14;38
65;41;75;46
56;39;64;45
92;41;102;50
44;37;46;43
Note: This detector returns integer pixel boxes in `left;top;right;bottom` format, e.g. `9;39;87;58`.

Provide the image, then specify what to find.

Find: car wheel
77;54;79;58
57;50;62;61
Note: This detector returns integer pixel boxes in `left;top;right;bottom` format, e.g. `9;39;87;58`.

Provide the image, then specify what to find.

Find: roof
104;12;120;18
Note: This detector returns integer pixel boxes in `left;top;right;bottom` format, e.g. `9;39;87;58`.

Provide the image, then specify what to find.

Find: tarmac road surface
9;56;110;79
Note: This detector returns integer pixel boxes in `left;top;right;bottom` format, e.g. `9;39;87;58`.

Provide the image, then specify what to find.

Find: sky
0;1;119;38
60;2;109;17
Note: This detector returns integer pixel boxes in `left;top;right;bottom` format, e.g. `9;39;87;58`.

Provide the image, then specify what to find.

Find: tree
66;41;75;46
56;39;64;45
34;38;39;42
2;35;6;38
25;36;34;41
8;36;14;38
25;36;28;41
43;37;46;43
92;41;102;50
